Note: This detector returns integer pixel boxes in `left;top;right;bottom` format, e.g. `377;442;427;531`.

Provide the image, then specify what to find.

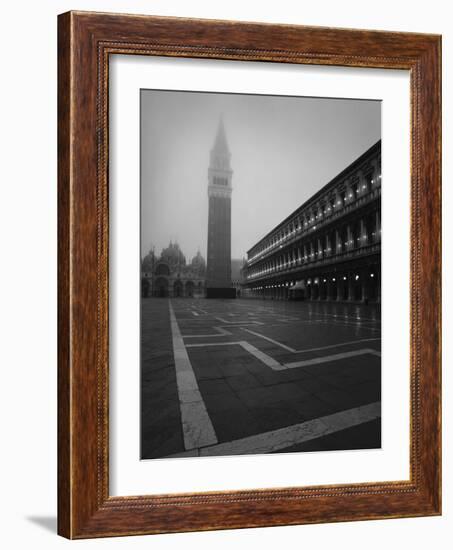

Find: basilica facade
243;140;381;303
141;242;206;298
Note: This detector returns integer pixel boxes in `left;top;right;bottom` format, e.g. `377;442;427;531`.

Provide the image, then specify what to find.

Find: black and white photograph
140;90;382;459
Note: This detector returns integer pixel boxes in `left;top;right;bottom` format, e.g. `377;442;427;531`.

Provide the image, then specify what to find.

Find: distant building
141;242;206;298
243;141;381;303
206;118;236;298
231;258;246;297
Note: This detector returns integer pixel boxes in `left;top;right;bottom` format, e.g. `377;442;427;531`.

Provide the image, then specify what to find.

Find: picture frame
58;10;441;538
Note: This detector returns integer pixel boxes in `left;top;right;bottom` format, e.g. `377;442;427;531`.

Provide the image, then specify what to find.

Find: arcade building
243;141;381;303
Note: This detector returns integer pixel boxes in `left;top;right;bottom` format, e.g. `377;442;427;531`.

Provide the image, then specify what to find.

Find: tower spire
212;116;230;154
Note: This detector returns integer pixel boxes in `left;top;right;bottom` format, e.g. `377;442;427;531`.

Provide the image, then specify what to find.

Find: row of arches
248;154;381;264
247;210;380;281
142;277;204;298
247;267;380;303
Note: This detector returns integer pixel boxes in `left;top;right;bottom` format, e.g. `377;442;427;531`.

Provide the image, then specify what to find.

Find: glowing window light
355;274;359;280
343;276;347;280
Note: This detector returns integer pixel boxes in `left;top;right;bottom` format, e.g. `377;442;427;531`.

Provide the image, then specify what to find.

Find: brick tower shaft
206;118;235;298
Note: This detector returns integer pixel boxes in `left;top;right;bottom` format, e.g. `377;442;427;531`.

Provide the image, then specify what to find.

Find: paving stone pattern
141;298;381;458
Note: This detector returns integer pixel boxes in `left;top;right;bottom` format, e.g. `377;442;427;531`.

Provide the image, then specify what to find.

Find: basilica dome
191;250;206;275
159;241;186;268
141;249;155;273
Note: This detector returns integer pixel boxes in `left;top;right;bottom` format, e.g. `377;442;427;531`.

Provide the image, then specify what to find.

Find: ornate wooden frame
58;10;441;539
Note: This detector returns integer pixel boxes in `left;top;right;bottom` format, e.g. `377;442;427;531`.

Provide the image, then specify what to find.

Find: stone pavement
141;298;381;459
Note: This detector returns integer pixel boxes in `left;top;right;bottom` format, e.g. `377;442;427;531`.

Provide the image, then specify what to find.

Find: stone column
326;278;332;301
360;219;367;247
347;225;353;250
348;275;354;301
371;159;381;189
335;190;342;210
317;238;323;260
346;182;354;204
336;278;343;301
335;230;341;254
361;270;369;303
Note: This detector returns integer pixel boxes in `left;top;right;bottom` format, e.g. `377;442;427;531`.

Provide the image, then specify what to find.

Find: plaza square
141;298;381;458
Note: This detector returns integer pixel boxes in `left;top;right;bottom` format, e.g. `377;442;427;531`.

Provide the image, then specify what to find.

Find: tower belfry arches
206;118;236;299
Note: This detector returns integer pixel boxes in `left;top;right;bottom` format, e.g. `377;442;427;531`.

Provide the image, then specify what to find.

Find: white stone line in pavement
181;322;265;338
241;328;296;352
169;301;217;450
241;328;381;355
183;326;233;338
185;339;380;372
192;311;199;316
240;341;286;370
185;340;284;370
186;341;242;348
285;348;381;369
296;338;381;354
215;316;264;325
167;402;381;457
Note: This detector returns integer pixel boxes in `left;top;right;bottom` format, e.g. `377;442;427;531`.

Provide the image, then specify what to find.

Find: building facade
231;257;246;297
206;119;235;298
141;243;206;298
243;141;381;303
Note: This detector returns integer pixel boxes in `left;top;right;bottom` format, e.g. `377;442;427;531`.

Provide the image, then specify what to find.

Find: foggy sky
141;90;380;261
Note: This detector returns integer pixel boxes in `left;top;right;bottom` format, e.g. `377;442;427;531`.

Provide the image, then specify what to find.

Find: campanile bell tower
206;118;235;298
